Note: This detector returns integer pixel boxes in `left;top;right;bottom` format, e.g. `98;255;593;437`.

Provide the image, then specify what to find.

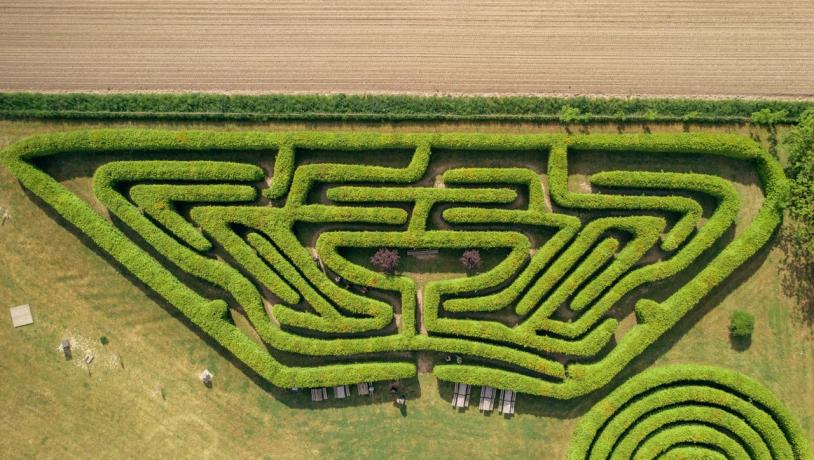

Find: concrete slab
9;304;33;327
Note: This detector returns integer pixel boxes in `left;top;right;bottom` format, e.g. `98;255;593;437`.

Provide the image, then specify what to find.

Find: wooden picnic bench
310;387;328;402
334;384;350;399
357;382;374;396
478;386;496;412
498;389;516;415
451;383;471;409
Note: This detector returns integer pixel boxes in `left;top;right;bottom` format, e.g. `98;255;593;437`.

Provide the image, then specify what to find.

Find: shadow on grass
729;334;752;351
777;225;814;327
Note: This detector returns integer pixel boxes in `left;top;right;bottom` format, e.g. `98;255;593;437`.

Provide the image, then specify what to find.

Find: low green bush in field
0;129;787;398
730;309;756;338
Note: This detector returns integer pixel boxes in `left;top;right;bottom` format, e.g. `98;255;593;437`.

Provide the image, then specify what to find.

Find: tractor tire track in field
0;0;813;97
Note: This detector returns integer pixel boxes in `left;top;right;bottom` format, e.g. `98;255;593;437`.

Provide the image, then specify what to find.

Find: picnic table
498;389;516;415
310;387;328;402
357;382;374;396
478;386;496;412
334;384;350;399
451;383;471;409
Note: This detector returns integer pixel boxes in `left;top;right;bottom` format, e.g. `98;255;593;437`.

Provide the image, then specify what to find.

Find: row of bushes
0;92;810;123
129;183;257;252
566;365;812;460
0;129;785;394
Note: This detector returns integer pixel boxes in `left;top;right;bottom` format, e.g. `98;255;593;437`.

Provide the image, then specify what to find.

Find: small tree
558;106;591;124
751;108;788;126
460;249;482;272
371;248;400;274
644;109;659;122
729;310;755;338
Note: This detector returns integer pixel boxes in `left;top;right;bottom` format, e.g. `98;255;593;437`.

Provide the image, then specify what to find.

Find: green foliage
0;129;787;397
558;105;591;123
729;309;755;337
752;108;790;126
785;109;814;256
567;365;812;460
0;92;810;123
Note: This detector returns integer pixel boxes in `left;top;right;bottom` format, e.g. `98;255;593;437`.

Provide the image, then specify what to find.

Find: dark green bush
729;309;755;337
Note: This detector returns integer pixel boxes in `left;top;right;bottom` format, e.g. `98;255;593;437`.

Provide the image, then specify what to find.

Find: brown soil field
1;0;813;97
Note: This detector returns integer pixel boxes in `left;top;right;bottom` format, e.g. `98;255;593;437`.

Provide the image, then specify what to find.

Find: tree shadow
729;334;752;351
777;225;814;327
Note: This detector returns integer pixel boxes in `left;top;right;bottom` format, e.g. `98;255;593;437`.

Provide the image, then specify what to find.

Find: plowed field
1;0;813;97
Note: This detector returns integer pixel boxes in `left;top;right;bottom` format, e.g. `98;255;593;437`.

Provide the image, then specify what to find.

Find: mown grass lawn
0;120;811;458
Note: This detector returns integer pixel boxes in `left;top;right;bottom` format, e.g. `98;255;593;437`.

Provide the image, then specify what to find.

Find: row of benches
452;383;516;415
310;382;375;402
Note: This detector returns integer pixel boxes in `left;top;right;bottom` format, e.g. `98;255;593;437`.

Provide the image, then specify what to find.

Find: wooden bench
407;249;439;257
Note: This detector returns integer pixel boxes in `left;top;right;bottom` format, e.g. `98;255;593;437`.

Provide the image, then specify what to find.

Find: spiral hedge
0;129;788;396
567;365;812;460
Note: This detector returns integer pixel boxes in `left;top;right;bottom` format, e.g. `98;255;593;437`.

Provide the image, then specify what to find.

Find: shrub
370;248;400;274
729;309;755;337
459;249;481;272
558;105;590;123
751;108;789;126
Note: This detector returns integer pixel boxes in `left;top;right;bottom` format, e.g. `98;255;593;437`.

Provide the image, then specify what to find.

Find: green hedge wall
0;92;811;123
567;365;812;460
0;129;787;396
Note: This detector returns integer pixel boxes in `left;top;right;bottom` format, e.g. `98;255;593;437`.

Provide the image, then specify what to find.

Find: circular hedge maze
1;130;788;400
568;365;811;459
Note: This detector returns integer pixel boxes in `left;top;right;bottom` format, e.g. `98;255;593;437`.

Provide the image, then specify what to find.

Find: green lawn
0;120;811;458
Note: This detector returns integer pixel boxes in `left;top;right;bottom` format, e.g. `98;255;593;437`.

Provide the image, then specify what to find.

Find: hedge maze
568;365;812;459
1;130;789;399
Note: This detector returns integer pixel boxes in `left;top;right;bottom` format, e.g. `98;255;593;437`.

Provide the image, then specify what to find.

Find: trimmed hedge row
1;92;811;123
130;184;257;251
0;129;787;396
566;365;812;460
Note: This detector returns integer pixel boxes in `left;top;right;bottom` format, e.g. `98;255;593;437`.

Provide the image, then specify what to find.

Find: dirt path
1;1;813;97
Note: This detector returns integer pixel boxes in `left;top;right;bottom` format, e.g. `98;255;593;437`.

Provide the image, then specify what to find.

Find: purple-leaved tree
371;248;400;274
460;249;482;272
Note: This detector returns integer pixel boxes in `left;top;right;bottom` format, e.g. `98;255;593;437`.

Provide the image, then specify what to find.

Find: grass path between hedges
0;120;812;458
